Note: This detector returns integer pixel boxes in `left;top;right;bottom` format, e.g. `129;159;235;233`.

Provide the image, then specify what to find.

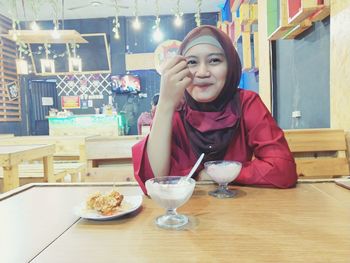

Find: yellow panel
330;0;350;130
234;16;242;42
253;31;259;69
125;53;155;71
250;4;259;23
258;0;271;110
242;32;252;71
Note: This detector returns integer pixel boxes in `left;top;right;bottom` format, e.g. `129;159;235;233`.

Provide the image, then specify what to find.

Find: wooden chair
85;135;144;182
284;129;350;178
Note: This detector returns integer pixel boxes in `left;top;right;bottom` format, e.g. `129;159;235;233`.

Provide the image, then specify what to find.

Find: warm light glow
16;59;29;75
68;57;82;72
153;28;163;42
12;32;18;41
51;27;60;39
40;59;55;74
174;15;183;27
114;30;120;39
31;21;40;31
132;17;141;30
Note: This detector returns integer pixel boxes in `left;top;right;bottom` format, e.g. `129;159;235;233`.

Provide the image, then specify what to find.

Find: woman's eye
186;60;197;66
209;57;222;64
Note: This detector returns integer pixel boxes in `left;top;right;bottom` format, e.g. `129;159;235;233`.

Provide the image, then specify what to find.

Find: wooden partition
0;14;20;122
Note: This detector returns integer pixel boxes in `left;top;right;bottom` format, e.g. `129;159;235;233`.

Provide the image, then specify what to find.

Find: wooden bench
85;135;144;182
0;162;86;189
284;129;350;178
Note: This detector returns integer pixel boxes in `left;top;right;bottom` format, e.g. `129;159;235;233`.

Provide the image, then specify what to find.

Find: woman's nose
195;63;210;77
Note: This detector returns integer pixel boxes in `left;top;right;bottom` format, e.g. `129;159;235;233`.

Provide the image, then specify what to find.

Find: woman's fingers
175;67;192;83
160;55;186;75
178;75;192;87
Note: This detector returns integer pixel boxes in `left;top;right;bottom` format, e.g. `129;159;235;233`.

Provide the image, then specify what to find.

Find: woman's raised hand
159;55;192;111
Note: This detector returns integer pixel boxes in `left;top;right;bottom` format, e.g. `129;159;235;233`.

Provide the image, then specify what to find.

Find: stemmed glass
145;176;196;229
204;160;242;198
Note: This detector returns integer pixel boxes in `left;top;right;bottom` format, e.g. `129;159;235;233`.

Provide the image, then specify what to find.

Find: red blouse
132;89;297;194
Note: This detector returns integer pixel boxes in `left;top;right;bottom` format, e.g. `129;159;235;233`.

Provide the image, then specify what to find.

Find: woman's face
184;43;227;103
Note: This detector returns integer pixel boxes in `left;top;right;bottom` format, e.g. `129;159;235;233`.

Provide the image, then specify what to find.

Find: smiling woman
132;25;298;194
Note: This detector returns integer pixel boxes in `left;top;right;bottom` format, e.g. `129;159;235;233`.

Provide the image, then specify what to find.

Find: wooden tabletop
0;144;55;166
1;182;350;263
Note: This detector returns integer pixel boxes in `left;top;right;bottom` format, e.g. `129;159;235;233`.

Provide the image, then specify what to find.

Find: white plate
75;195;143;221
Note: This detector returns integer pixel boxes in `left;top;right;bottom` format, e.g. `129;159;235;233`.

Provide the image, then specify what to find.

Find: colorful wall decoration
267;0;330;40
218;0;259;72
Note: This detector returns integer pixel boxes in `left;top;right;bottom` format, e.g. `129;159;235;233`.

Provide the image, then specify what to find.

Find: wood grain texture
13;183;349;263
284;129;350;177
330;0;350;130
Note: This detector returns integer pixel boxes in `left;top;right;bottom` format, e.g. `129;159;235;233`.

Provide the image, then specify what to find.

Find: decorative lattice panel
0;14;21;122
56;73;111;96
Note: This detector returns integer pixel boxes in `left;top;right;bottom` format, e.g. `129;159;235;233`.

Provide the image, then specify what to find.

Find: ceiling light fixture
132;0;141;30
113;0;121;39
153;0;163;42
173;0;184;27
195;0;202;27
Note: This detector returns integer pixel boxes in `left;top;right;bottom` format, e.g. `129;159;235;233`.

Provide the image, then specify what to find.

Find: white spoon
179;153;205;183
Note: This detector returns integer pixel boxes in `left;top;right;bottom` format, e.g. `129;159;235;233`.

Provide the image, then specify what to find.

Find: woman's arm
146;56;192;177
235;91;298;188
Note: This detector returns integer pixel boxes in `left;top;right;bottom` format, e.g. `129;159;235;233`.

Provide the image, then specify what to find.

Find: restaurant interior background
0;0;350;136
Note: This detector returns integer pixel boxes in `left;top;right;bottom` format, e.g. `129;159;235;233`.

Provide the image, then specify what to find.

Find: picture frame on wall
6;81;19;101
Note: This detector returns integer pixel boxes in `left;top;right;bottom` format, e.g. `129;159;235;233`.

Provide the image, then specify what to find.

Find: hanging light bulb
194;0;202;27
133;17;141;30
51;26;60;39
114;30;120;39
153;27;163;42
132;0;141;30
31;21;40;31
12;32;18;41
173;0;183;27
153;0;163;42
113;1;121;40
174;15;183;27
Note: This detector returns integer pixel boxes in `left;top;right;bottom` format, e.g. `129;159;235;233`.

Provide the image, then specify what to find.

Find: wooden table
0;133;14;139
0;144;55;192
0;182;349;263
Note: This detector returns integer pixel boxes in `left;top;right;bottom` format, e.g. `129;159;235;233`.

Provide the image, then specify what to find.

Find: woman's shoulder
238;88;260;101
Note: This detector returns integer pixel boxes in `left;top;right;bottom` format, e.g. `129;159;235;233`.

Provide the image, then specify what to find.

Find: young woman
132;25;297;193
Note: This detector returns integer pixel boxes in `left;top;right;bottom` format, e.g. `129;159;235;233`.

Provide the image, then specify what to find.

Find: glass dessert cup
204;160;242;198
145;176;196;229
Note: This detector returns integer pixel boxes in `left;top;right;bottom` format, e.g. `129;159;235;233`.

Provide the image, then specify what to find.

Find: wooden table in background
0;182;349;263
0;134;14;139
0;144;55;192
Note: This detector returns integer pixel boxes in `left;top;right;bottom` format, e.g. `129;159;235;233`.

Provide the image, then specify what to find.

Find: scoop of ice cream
206;161;242;184
146;177;195;210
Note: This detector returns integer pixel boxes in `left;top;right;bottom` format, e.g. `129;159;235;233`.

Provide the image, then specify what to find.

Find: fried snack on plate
86;190;124;216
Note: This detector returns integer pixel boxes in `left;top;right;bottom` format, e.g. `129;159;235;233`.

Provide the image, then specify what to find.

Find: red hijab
178;25;242;162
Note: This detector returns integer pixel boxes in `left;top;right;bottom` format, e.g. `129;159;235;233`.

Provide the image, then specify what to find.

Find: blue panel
221;0;232;22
